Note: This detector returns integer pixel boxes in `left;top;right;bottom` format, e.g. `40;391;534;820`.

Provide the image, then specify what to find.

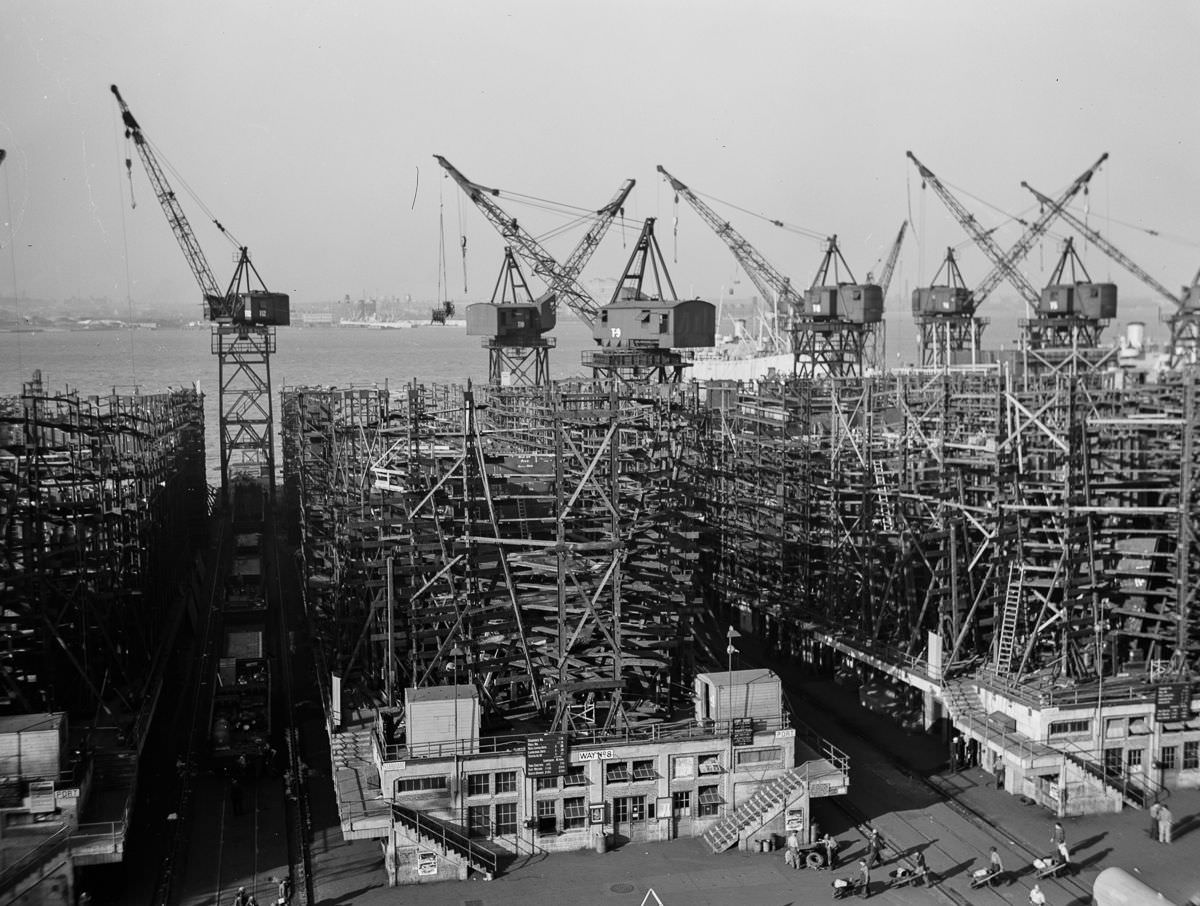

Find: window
671;790;692;816
536;798;557;835
736;747;783;767
1047;719;1090;738
564;767;588;787
606;761;630;783
395;775;448;794
1129;716;1150;735
1127;748;1143;770
1105;718;1126;739
467;773;490;797
495;801;517;835
631;759;658;781
697;785;723;817
1185;741;1199;770
658;314;669;335
671;755;695;780
535;776;559;791
1160;747;1177;770
495;771;518;794
563;797;587;830
698;753;723;775
468;805;491;838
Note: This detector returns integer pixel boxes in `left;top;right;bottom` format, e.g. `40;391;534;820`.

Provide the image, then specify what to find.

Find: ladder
872;459;895;533
994;562;1023;673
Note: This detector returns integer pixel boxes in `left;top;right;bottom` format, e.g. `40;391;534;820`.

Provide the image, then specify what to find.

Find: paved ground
290;655;1200;906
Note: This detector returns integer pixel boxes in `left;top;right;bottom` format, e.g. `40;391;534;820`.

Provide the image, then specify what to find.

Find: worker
866;827;883;868
276;876;292;906
822;832;839;870
988;846;1005;883
1158;803;1174;844
1051;822;1065;848
1149;801;1163;839
1029;883;1046;905
913;850;928;883
232;887;249;906
858;859;871;899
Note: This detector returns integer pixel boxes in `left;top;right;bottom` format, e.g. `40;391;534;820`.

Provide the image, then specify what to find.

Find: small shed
694;669;781;724
804;284;883;323
594;299;715;349
405;685;479;754
0;713;68;780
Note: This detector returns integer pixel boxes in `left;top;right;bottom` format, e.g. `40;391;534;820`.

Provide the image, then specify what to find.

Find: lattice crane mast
870;221;908;299
112;84;288;501
435;155;631;331
656;164;797;353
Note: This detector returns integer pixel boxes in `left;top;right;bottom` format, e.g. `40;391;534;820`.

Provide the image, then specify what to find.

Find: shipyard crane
906;152;1108;311
435;155;632;331
1021;180;1200;366
912;248;985;367
112;84;289;502
657;164;797;354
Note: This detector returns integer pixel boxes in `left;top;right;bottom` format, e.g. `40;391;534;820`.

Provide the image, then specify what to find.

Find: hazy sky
3;1;1199;339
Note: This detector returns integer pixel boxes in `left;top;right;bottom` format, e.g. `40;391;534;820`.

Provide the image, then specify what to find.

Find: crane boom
657;164;803;329
111;84;224;312
1022;181;1181;307
434;155;619;329
906;151;1107;308
877;221;907;298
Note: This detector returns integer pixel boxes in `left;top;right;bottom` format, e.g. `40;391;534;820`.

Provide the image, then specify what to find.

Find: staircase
994;563;1023;674
871;460;895;533
702;767;809;854
391;803;502;878
1060;748;1156;809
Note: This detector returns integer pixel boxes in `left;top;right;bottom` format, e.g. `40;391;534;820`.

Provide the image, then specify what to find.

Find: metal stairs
701;767;808;854
871;459;895;533
1060;749;1154;809
994;563;1023;673
391;803;503;878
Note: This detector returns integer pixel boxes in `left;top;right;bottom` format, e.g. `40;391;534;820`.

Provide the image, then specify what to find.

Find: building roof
0;713;64;736
405;684;478;704
700;668;776;687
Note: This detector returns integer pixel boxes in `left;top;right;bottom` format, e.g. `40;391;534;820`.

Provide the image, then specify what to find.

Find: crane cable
694;188;827;243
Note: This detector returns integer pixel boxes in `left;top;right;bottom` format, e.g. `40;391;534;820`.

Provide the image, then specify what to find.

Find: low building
332;670;849;886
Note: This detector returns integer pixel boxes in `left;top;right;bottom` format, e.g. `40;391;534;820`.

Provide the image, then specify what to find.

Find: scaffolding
0;372;207;715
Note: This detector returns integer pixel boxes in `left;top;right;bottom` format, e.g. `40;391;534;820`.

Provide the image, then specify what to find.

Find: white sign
54;788;80;800
575;749;615;762
774;729;796;740
417;851;437;876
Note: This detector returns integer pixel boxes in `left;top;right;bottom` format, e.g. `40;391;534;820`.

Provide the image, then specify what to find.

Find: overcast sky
3;0;1199;336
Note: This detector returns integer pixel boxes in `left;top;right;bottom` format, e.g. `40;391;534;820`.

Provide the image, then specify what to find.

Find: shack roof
699;668;775;687
406;684;478;704
0;713;64;736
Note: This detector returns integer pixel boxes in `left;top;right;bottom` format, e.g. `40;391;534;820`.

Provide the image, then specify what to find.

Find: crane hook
124;157;137;209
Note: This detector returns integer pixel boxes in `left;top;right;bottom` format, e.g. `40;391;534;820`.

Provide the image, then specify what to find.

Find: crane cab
466;302;545;344
912;286;974;316
804;284;883;323
1037;282;1117;319
594;298;715;349
224;291;290;327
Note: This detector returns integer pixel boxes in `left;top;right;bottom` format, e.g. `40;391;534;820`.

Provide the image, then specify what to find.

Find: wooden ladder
872;459;895;533
994;562;1023;673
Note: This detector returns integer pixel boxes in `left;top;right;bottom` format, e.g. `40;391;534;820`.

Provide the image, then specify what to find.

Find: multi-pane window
736;747;783;767
495;771;518;794
697;785;723;817
535;776;559;791
1160;746;1178;770
632;759;658;781
1184;740;1199;770
495;802;517;835
671;790;692;816
564;767;588;787
697;753;723;775
606;761;631;783
536;798;557;835
1048;720;1090;737
1127;748;1143;770
395;776;448;794
468;804;490;838
563;797;587;830
467;773;490;797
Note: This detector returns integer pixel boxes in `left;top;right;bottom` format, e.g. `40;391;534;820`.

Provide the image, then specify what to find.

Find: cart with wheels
1033;855;1068;880
970;867;1003;889
890;866;928;888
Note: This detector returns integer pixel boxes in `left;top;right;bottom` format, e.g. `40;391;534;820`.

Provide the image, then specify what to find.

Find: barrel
1093;867;1179;906
594;831;607;854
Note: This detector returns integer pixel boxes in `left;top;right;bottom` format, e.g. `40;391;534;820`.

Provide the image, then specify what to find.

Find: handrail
378;714;793;763
391;804;499;876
